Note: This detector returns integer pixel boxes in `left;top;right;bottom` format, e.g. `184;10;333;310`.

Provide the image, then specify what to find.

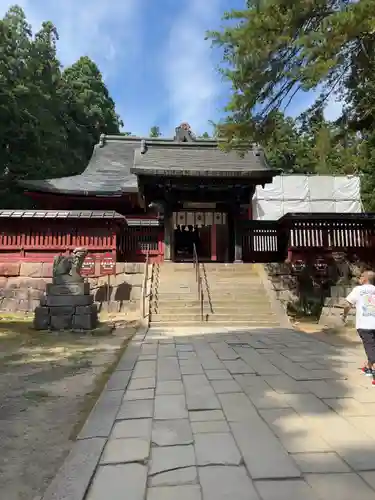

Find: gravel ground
0;321;136;500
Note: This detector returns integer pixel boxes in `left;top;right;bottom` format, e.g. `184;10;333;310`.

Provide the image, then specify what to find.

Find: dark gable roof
18;134;274;196
18;137;140;196
131;140;272;178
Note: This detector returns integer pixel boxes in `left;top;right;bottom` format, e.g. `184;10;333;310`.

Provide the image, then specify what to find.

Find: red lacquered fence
241;216;375;263
1;211;375;264
0;216;118;262
0;220;164;263
0;227;115;251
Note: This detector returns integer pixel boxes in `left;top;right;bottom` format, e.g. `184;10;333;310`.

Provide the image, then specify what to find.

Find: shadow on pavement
135;325;375;497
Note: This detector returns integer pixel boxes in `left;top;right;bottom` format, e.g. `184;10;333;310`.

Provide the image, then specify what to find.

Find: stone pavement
43;326;375;500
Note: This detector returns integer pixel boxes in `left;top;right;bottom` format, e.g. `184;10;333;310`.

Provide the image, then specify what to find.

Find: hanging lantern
196;212;203;228
177;212;186;226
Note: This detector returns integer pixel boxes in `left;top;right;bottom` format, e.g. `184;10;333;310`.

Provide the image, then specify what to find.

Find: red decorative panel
81;255;95;276
100;253;116;275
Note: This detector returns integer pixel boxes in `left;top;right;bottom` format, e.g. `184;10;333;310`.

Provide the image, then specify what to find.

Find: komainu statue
52;247;88;284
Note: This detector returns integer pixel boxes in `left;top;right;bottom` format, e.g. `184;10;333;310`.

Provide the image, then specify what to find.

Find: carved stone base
34;282;98;331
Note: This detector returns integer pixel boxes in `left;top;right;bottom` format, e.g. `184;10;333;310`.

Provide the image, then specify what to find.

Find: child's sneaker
361;366;373;376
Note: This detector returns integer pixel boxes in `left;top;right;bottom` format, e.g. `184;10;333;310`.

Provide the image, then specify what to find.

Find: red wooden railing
288;221;374;250
2;214;375;265
241;218;375;263
0;222;117;262
0;228;114;250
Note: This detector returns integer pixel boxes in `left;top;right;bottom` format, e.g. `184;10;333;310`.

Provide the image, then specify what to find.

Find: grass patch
23;389;51;402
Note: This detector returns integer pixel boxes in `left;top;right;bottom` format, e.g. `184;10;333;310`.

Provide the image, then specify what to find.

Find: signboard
80;255;95;276
100;253;116;275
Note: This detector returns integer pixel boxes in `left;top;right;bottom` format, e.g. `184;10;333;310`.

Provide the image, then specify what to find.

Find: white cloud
287;87;344;123
0;0;142;74
163;0;222;135
324;94;344;121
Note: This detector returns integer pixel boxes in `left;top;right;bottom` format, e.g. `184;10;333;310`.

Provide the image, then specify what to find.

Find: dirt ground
293;319;363;347
0;315;138;500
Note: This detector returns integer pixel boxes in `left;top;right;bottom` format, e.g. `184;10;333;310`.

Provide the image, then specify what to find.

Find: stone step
151;262;277;327
154;298;272;306
153;293;266;300
156;283;263;289
152;311;275;318
153;298;273;305
157;272;260;278
150;313;277;322
160;271;260;277
155;284;264;292
158;272;260;276
202;276;261;285
150;319;280;326
160;263;256;268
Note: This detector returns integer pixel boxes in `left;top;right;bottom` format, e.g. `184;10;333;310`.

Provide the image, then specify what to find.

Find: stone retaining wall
264;263;299;313
0;261;144;314
319;286;355;327
265;258;361;326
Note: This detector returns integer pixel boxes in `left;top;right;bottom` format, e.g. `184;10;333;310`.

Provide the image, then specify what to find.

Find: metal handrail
201;263;214;314
141;249;150;318
192;243;204;321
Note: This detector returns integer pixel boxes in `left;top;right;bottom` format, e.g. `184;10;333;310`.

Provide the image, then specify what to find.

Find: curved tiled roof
131;141;271;177
19;135;273;195
19;138;140;195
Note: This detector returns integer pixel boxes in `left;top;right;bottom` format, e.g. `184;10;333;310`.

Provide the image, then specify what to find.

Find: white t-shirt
346;284;375;330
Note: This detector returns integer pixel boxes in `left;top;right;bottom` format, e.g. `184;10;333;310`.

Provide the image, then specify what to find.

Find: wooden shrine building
0;123;374;264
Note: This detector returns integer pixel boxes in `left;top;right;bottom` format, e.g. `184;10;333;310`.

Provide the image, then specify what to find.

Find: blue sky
0;0;343;137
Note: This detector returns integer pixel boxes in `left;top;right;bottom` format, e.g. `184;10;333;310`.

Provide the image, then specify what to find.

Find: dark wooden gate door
242;221;282;262
118;227;164;262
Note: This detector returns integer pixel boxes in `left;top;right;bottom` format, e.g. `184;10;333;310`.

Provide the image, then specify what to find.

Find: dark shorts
357;329;375;363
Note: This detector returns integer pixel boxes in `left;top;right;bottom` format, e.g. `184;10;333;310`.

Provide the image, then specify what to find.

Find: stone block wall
264;263;299;313
265;257;364;325
0;261;144;314
319;286;355;327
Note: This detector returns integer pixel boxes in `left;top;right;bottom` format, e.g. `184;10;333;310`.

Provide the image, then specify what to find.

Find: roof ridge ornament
175;122;196;142
99;134;106;148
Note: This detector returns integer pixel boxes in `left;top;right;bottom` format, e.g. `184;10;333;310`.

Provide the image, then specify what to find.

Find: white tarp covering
252;175;363;221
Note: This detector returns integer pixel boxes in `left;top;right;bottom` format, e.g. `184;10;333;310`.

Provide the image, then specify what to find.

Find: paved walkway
43;326;375;500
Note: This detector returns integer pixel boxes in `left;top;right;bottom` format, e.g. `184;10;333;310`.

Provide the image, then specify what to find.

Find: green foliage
0;5;122;207
149;126;161;137
209;0;374;141
209;0;375;208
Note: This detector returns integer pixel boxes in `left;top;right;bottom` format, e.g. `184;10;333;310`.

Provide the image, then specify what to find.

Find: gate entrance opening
174;225;211;261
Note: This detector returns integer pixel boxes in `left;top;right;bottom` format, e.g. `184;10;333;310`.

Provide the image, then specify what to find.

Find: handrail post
200;280;204;321
193;243;204;322
141;249;150;318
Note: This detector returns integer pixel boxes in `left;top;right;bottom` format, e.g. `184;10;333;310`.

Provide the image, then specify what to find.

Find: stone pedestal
34;282;98;331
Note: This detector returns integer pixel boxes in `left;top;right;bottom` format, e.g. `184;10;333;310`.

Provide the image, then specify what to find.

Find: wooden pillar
211;223;217;261
163;209;174;261
234;217;243;263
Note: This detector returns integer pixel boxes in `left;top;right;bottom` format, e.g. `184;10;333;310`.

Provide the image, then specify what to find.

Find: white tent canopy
252;175;363;221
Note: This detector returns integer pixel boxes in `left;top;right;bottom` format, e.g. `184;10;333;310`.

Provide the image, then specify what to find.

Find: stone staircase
149;262;280;326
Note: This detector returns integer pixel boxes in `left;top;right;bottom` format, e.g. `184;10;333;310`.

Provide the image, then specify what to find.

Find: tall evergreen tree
0;6;123;207
209;0;374;145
